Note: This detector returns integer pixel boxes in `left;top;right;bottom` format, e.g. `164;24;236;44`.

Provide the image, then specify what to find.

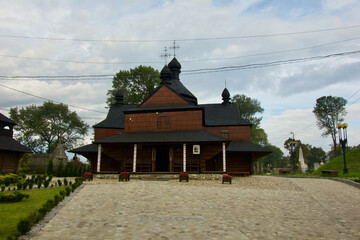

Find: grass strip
0;186;66;240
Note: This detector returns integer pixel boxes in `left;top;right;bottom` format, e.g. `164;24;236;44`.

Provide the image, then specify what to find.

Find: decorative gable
140;85;191;108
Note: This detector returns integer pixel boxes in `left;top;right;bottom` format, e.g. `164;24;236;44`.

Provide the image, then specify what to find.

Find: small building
31;141;68;171
0;113;31;173
71;58;271;174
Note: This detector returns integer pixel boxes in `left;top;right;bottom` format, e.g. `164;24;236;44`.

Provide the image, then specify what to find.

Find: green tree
9;101;89;153
106;65;161;106
232;94;268;145
313;96;347;158
47;159;54;175
259;144;286;169
306;145;326;169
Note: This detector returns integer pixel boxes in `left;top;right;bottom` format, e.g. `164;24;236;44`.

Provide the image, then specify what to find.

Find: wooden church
0;113;31;172
71;57;271;175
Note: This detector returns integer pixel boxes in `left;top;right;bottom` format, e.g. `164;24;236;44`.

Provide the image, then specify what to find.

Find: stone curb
272;175;360;190
19;184;84;240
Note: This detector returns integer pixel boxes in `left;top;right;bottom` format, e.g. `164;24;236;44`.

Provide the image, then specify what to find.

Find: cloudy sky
1;0;359;156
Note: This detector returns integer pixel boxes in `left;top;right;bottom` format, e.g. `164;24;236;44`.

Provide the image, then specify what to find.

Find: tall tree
259;144;286;168
10;101;89;154
313;96;347;158
306;145;326;168
232;94;268;145
106;65;161;106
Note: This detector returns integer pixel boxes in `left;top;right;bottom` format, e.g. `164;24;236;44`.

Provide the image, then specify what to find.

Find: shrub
17;218;31;235
22;181;28;190
56;161;63;177
59;190;66;197
0;191;30;202
38;206;47;216
47;174;53;182
353;177;360;183
65;186;71;196
28;182;34;190
47;159;54;175
16;182;22;190
28;210;37;225
37;180;43;189
43;180;50;188
63;178;68;186
54;194;61;205
71;184;76;192
45;199;54;210
1;184;5;192
57;179;62;186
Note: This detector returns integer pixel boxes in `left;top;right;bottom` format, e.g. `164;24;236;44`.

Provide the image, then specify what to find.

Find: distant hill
312;147;360;177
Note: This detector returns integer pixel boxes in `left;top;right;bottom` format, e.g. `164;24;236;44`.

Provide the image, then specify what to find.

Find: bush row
7;177;84;239
0;191;29;203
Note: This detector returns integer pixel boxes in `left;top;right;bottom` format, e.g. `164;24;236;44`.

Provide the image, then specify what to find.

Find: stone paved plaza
30;176;360;240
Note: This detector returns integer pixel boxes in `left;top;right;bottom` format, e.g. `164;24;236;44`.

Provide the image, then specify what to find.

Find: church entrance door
156;145;169;171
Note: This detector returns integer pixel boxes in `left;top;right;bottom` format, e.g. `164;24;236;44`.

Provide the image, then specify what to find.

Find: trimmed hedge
0;191;29;203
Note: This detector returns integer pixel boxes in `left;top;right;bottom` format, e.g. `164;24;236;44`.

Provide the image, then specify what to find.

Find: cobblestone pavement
30;176;360;240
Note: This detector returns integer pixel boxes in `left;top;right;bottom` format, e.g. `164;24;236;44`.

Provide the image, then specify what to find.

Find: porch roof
94;130;229;144
227;141;272;154
0;136;31;153
69;143;98;154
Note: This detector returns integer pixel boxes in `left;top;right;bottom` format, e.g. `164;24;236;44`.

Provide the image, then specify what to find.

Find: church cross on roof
170;40;179;57
160;46;170;64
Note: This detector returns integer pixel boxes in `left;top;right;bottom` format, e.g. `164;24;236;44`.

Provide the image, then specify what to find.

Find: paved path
30;176;360;240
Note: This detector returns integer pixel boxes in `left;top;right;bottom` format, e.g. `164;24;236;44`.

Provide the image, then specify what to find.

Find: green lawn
312;147;360;178
0;187;66;240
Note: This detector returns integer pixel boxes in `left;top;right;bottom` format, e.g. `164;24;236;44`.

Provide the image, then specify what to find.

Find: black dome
168;57;181;70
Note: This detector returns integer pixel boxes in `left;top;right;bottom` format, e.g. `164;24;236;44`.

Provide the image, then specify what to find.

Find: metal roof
0;136;31;153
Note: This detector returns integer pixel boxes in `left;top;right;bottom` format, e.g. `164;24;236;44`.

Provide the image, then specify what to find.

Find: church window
221;130;229;139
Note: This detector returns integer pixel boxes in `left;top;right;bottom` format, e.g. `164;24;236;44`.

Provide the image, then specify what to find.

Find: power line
1;36;360;65
1;49;359;81
182;50;360;74
347;88;360;101
0;83;107;114
1;24;359;43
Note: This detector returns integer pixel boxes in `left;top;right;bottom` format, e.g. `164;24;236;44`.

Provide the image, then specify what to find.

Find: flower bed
222;174;232;184
119;172;130;181
83;172;93;181
179;172;189;182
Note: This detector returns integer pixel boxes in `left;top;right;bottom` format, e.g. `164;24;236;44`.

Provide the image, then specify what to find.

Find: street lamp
290;140;297;171
337;123;348;174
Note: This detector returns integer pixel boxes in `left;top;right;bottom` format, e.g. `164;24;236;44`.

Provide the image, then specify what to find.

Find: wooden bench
321;170;338;176
279;169;291;174
228;172;250;176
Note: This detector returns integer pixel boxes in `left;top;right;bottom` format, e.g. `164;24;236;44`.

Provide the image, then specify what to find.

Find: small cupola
168;57;181;80
115;89;125;104
160;65;173;85
222;88;231;104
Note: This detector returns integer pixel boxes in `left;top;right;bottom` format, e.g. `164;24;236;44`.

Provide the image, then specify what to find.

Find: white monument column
97;144;102;172
183;143;186;172
222;142;226;173
133;144;137;172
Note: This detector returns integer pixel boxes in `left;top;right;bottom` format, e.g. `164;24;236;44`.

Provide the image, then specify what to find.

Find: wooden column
133;144;137;172
169;146;173;172
183;143;186;172
152;146;156;172
222;142;226;173
97;144;102;172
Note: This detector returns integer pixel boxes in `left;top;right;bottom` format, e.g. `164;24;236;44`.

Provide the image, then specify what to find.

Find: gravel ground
22;176;360;240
